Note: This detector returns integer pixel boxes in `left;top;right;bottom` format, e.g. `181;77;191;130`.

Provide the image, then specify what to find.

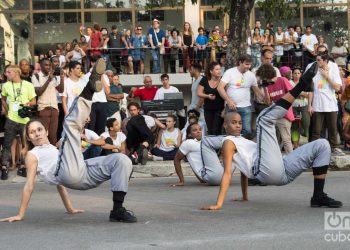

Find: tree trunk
226;0;255;68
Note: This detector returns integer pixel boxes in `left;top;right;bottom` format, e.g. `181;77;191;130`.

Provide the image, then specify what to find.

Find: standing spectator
197;62;224;135
208;29;222;63
32;58;64;145
294;25;303;68
89;24;103;58
274;26;285;66
189;63;203;114
151;115;181;160
147;19;166;74
100;27;110;62
121;29;133;74
106;25;123;74
129;76;158;101
168;29;182;73
79;26;93;43
66;43;86;64
251;20;264;36
308;53;344;155
250;27;262;68
19;59;32;82
55;48;66;68
154;74;179;100
331;39;348;68
64;42;72;55
290;67;310;148
262;29;274;47
301;25;318;70
282;26;298;67
182;22;195;73
317;35;328;50
1;65;36;180
195;27;208;69
341;67;350;150
125;102;154;165
129;25;148;74
218;55;262;138
106;74;125;124
62;61;87;115
79;36;89;72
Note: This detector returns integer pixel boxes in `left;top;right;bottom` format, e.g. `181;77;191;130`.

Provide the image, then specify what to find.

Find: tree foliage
256;0;301;24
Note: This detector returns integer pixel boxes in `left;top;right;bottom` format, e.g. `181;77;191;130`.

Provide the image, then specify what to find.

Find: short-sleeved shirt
31;72;59;111
195;35;208;46
189;76;203;110
179;139;203;179
331;46;348;66
266;77;295;122
301;34;318;52
311;62;342;112
147;28;166;46
134;86;158;101
107;84;123;117
62;77;87;110
199;77;224;111
153;86;179;100
100;131;127;147
221;67;257;108
2;80;36;124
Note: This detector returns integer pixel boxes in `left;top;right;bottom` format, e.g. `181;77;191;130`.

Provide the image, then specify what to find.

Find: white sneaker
152;155;163;161
332;148;345;156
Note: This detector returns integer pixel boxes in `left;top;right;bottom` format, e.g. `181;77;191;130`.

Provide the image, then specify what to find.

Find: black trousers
126;115;155;152
88;102;108;135
204;109;224;135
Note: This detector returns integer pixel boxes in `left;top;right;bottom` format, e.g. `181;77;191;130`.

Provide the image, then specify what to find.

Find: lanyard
12;81;23;102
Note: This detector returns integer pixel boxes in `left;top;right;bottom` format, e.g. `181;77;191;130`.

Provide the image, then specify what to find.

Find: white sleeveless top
223;136;257;179
30;144;59;185
159;128;180;152
71;50;83;63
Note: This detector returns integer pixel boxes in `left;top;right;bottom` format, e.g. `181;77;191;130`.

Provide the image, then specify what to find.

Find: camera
53;66;61;76
18;105;38;118
261;79;275;87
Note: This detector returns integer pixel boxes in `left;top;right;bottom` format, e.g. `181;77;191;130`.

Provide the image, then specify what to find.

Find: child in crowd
195;27;208;70
151;115;182;161
100;118;127;155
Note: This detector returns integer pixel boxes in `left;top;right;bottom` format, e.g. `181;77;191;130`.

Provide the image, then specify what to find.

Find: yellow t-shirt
2;80;36;124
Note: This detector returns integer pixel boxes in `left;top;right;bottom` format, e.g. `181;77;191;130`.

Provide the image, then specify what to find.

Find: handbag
154;28;165;54
344;100;350;113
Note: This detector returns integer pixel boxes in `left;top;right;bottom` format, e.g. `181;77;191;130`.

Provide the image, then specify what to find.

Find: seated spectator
100;118;127;155
208;29;222;62
106;74;125;123
151;115;181;160
81;127;105;160
129;75;158;101
125;102;155;165
154;74;179;100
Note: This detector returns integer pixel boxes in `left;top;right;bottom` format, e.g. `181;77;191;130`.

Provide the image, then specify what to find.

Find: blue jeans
83;145;102;160
226;105;252;138
151;48;161;73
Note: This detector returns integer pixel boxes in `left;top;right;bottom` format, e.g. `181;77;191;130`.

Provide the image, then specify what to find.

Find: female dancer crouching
1;59;137;223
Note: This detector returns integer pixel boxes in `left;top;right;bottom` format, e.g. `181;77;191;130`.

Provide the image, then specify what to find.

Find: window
107;12;132;22
64;12;81;23
33;13;60;24
33;0;60;10
84;0;132;9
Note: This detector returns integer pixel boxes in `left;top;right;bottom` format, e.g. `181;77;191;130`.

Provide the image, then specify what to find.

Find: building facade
0;0;349;64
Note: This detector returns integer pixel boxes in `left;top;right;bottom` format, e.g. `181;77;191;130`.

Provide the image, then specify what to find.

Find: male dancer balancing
201;61;342;210
1;59;137;223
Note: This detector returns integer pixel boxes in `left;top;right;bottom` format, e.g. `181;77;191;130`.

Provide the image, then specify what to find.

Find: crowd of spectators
1;19;350;184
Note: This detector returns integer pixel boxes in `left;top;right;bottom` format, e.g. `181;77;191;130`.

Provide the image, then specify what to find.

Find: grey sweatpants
55;97;133;192
253;104;331;185
200;136;225;186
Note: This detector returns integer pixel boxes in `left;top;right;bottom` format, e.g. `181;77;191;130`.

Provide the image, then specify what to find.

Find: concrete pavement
0;171;349;250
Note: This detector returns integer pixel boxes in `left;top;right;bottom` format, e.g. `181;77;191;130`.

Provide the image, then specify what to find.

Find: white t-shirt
179;139;203;179
159;128;180;152
30;144;59;185
92;73;108;103
284;31;298;51
100;131;126;147
310;62;342;112
331;46;348;66
59;55;66;67
223;136;256;179
143;115;156;129
153;86;179;100
301;34;318;52
84;129;100;141
221;67;257;107
62;77;88;110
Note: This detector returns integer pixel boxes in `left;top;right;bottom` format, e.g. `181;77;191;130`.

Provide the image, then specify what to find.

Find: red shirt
134;86;158;101
266;77;295;122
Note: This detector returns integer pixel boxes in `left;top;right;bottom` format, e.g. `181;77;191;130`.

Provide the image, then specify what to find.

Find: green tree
256;0;300;25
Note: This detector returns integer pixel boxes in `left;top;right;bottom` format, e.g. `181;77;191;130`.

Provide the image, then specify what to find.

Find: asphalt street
0;171;349;250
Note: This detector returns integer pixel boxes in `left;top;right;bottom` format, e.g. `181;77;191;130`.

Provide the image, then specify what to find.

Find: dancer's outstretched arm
201;140;236;210
172;151;186;186
57;185;84;214
234;173;248;201
0;153;38;222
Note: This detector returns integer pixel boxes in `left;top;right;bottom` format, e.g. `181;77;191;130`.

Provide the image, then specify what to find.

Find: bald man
129;76;158;101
